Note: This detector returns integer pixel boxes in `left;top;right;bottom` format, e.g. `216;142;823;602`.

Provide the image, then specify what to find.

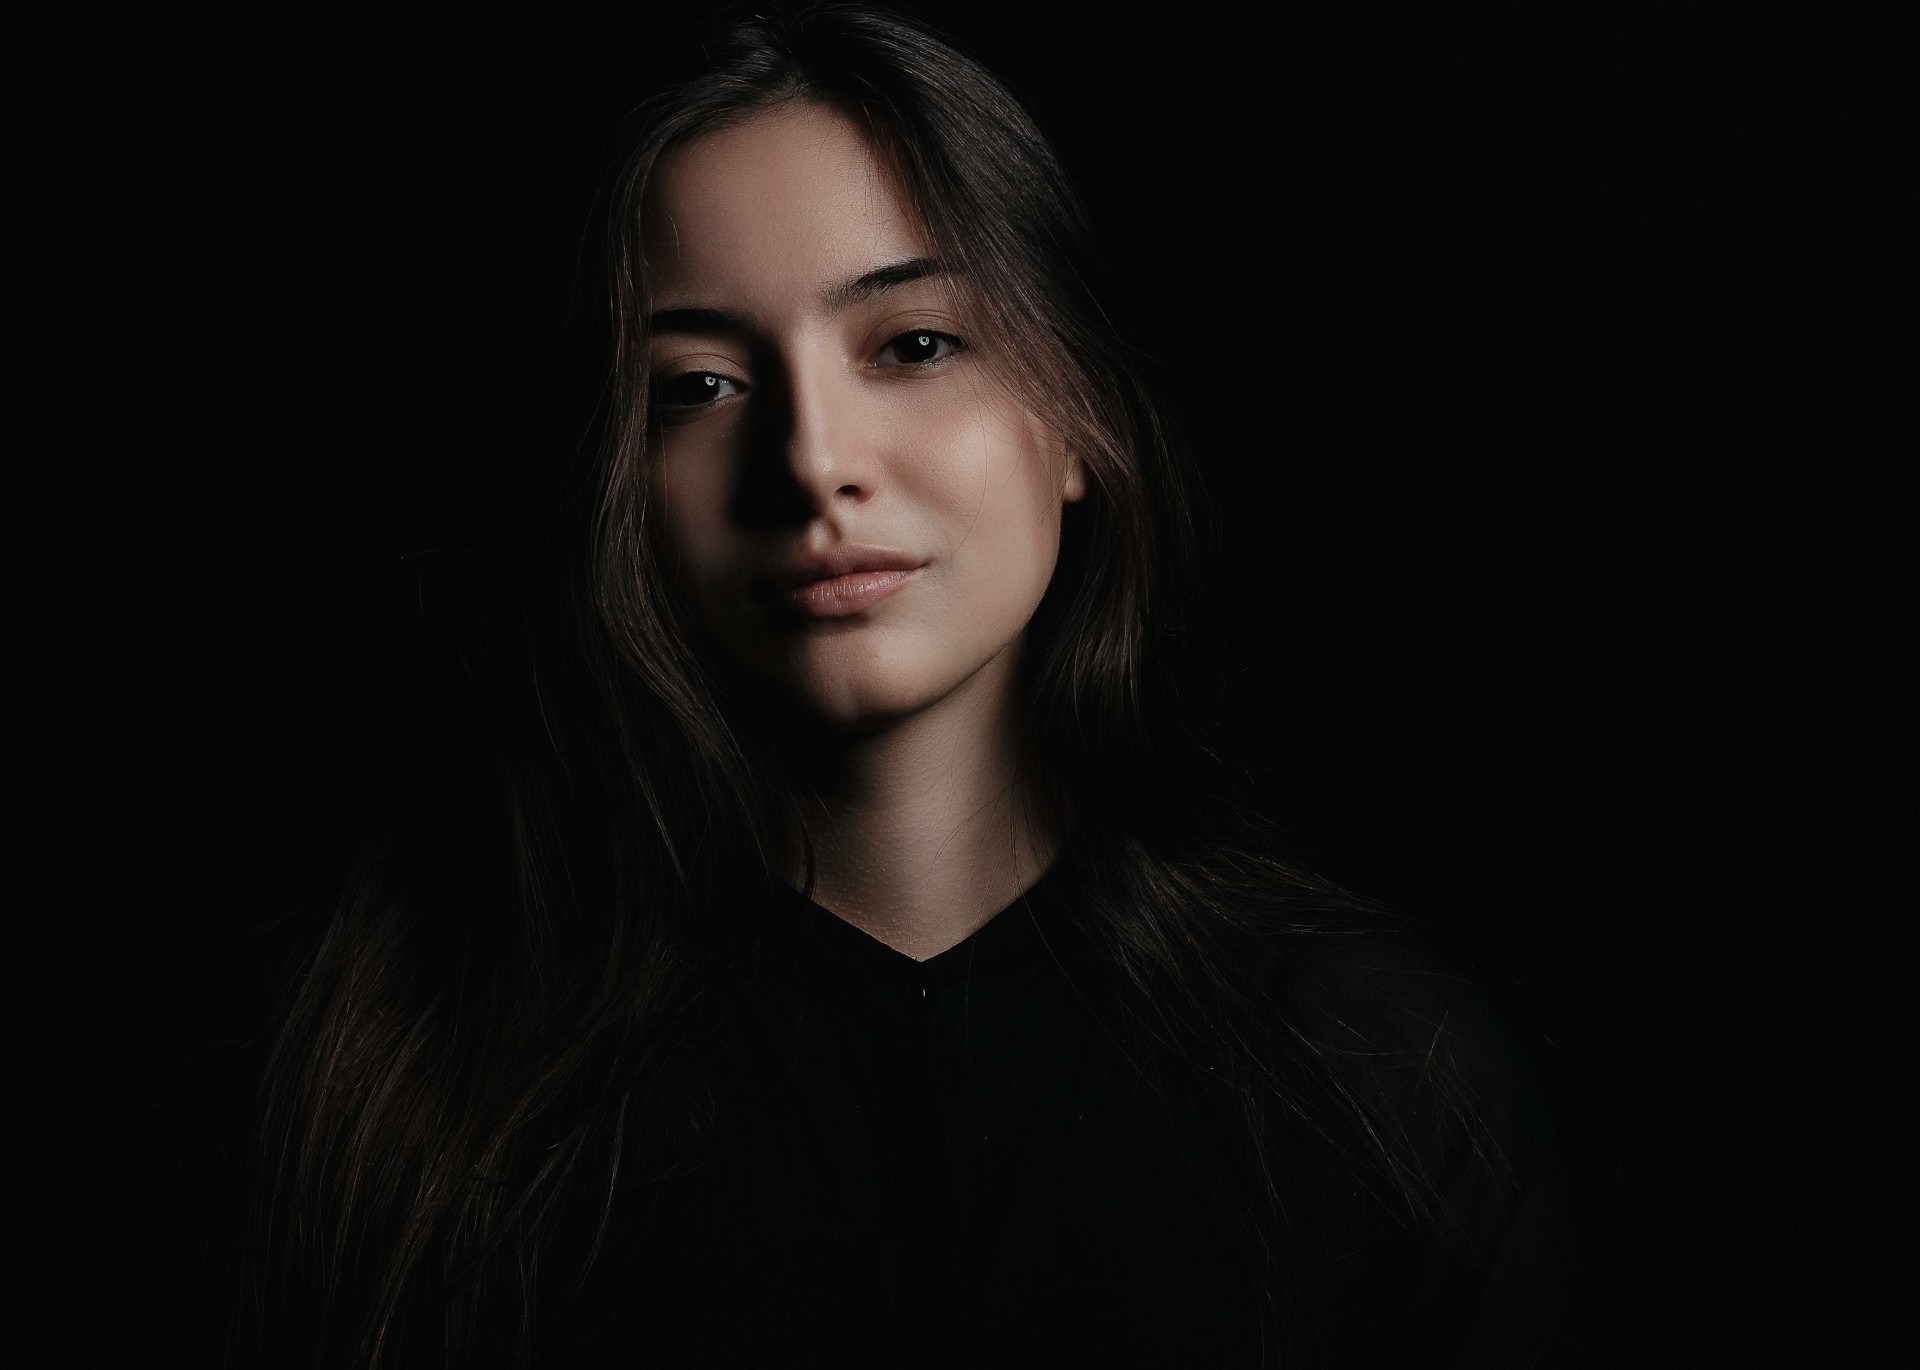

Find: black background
21;2;1912;1363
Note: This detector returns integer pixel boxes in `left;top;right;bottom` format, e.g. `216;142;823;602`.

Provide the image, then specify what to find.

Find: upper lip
751;545;925;597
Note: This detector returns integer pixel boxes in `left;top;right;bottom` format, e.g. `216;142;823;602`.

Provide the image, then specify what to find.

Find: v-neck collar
769;855;1075;1003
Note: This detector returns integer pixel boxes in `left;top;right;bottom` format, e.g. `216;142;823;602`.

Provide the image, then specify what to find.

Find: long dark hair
244;6;1489;1366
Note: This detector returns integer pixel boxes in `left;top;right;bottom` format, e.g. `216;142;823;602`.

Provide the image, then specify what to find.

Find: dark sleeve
1285;930;1599;1367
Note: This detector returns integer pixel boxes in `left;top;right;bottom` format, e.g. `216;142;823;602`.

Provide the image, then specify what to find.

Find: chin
772;645;995;735
780;670;940;734
727;629;1016;738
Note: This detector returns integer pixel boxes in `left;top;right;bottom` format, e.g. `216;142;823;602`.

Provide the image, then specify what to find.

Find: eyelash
650;328;967;415
874;328;964;369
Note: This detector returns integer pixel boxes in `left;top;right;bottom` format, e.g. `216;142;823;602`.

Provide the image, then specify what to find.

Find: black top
550;861;1591;1368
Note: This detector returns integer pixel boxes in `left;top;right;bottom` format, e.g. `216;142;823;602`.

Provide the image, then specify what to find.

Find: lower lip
771;568;918;617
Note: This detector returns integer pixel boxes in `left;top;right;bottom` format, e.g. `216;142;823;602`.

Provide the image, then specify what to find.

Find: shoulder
1267;926;1537;1217
1269;925;1599;1365
1280;927;1531;1133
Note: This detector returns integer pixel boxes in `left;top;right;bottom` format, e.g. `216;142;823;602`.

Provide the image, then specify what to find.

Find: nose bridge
780;338;872;504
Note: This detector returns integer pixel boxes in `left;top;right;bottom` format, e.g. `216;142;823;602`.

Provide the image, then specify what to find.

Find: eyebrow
646;256;951;337
646;305;753;339
820;256;950;315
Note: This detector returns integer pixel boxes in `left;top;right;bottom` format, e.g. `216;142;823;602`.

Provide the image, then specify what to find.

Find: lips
749;545;925;618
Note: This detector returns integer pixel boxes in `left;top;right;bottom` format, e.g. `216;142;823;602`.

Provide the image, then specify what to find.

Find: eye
876;329;964;367
653;371;745;412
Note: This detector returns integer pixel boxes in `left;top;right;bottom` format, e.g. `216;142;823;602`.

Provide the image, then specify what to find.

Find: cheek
647;448;733;584
920;416;1065;623
912;392;1064;555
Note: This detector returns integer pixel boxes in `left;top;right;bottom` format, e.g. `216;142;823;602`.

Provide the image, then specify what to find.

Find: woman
246;6;1588;1366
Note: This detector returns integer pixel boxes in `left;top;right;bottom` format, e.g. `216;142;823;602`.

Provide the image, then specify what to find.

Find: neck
778;646;1060;961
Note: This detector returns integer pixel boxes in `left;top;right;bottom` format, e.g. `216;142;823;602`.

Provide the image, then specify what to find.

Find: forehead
643;102;929;307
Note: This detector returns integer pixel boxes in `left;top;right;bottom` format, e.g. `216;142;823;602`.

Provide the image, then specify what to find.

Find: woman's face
641;100;1085;732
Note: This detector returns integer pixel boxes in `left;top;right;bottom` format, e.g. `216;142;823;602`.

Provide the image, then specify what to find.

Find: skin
642;100;1086;960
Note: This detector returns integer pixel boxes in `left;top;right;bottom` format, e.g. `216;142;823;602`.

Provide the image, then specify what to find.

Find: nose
736;346;878;527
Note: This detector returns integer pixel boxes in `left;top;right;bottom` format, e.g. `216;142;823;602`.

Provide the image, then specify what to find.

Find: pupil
658;373;724;406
